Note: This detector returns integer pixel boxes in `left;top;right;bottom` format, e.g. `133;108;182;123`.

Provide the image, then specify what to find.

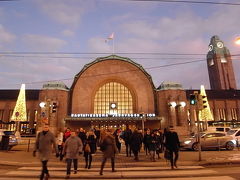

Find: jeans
169;150;179;167
66;158;78;175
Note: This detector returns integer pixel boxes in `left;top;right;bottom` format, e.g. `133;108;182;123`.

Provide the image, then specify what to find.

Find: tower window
221;57;227;63
209;59;214;66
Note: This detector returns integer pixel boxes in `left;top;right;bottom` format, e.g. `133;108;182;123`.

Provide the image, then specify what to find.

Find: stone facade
0;55;239;136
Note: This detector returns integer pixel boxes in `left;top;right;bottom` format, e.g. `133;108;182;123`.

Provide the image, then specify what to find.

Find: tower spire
207;35;237;90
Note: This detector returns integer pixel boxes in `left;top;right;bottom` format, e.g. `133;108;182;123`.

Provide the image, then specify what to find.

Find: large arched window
94;82;133;114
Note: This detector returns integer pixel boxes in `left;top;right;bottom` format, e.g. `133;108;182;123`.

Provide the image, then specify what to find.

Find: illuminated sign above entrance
70;113;156;118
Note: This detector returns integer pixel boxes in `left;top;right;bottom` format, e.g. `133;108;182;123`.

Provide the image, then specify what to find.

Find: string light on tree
199;85;213;121
11;84;27;122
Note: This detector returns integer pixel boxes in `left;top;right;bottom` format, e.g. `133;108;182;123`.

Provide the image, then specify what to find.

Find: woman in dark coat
83;129;97;169
143;129;151;155
113;129;122;153
99;129;118;175
130;129;143;161
164;126;180;169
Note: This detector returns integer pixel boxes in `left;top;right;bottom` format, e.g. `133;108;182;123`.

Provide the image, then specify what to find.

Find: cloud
0;24;16;47
37;0;95;27
22;34;67;51
61;29;75;37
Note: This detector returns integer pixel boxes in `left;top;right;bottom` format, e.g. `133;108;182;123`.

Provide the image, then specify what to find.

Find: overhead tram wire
127;0;240;6
0;54;240;60
0;51;207;56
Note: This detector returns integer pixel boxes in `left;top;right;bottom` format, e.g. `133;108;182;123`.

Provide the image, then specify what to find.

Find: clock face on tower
217;42;224;48
208;44;213;51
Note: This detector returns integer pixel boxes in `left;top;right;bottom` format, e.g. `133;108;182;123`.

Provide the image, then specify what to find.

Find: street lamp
169;101;177;107
180;101;186;107
235;37;240;45
39;102;46;108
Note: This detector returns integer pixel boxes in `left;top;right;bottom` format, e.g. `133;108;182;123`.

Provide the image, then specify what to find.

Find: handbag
85;144;91;153
164;149;171;160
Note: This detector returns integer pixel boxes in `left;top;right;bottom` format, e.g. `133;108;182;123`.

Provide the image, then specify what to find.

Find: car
180;132;236;151
0;129;18;150
226;128;240;146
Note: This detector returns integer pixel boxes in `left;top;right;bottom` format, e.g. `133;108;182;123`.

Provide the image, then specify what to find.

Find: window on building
231;108;237;120
94;82;133;114
27;110;30;121
218;109;226;121
0;109;4;120
209;59;214;66
8;109;14;121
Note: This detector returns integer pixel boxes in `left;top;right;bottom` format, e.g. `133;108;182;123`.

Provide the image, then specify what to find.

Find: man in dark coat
164;126;180;169
121;125;132;157
130;129;143;161
33;124;58;180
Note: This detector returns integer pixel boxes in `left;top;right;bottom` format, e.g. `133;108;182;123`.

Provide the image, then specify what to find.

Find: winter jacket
100;134;118;158
63;136;83;159
34;131;57;161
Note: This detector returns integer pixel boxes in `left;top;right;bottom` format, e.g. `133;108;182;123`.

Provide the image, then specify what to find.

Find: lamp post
235;37;240;45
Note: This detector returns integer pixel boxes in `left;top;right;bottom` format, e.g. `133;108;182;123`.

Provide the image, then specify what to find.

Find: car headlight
184;140;192;144
231;140;237;145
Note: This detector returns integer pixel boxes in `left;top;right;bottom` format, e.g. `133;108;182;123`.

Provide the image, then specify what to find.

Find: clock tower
207;35;237;90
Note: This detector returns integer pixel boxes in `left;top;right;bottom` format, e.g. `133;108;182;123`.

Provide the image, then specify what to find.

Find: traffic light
197;95;207;110
51;102;58;113
189;94;197;105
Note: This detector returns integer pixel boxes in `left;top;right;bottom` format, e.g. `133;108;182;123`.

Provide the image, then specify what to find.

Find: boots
88;155;92;169
85;155;88;169
99;160;105;175
111;159;116;172
99;163;104;175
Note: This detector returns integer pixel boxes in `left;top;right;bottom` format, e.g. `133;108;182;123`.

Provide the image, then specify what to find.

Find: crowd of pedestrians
33;123;180;179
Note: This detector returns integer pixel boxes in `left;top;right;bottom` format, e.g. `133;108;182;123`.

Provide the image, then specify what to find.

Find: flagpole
112;35;115;55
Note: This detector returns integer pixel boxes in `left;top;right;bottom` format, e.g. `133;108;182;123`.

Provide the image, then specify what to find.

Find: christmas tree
11;84;27;122
199;85;213;121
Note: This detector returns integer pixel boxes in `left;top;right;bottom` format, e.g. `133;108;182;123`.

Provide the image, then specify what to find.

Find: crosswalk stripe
18;165;205;171
0;176;236;180
5;169;217;177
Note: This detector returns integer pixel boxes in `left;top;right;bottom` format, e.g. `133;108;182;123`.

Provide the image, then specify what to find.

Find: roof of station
70;54;156;90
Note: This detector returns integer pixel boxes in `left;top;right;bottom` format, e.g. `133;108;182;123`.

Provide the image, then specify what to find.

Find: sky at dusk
0;0;239;90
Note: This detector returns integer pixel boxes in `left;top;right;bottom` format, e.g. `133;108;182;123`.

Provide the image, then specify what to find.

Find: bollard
27;139;30;152
217;139;220;151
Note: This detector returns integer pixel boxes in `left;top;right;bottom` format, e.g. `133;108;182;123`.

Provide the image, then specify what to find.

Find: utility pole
190;91;202;161
196;94;202;161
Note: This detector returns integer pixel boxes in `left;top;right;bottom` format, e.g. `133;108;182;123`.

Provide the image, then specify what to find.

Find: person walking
143;129;151;155
33;124;58;180
63;131;83;179
56;130;64;161
129;129;143;161
84;129;97;169
164;126;180;169
78;128;87;145
121;125;132;157
99;129;118;175
113;128;122;153
63;128;71;142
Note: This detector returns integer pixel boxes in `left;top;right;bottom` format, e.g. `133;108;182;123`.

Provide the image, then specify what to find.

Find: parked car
180;132;236;151
0;129;18;150
226;128;240;146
